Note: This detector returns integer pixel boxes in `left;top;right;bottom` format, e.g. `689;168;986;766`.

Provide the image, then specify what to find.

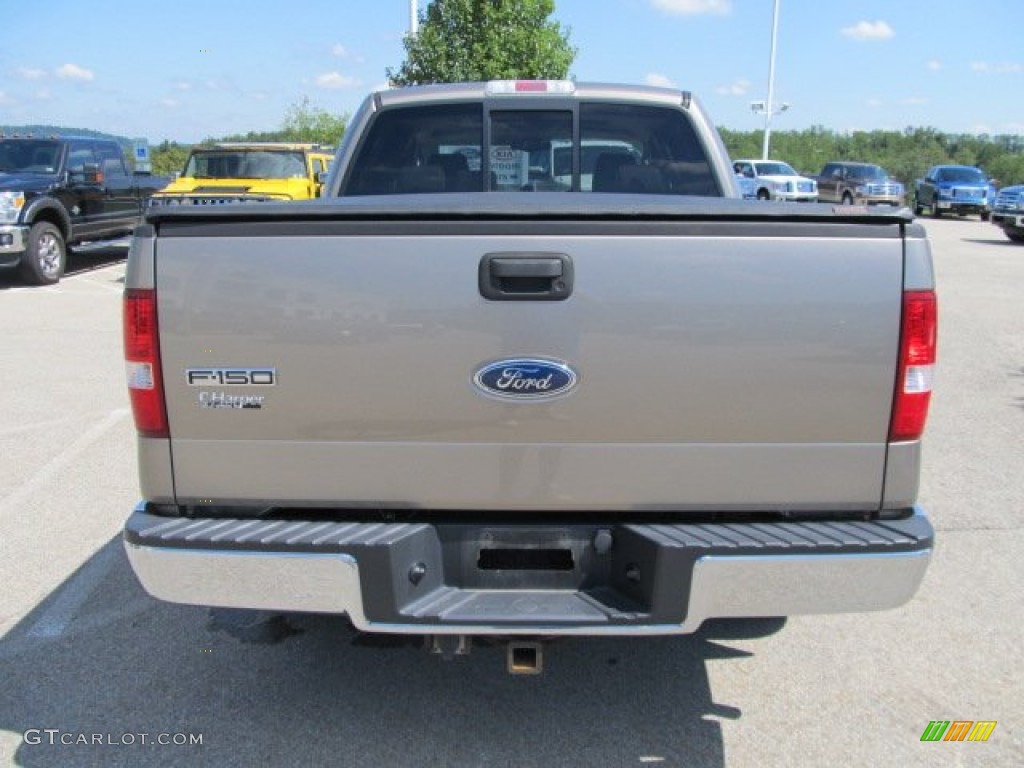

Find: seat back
427;152;470;190
618;165;667;194
397;165;445;193
592;153;637;192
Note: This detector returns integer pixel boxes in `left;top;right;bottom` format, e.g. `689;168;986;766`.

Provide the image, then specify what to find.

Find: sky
2;0;1022;144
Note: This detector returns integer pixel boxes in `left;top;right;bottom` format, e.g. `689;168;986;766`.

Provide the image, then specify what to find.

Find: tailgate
153;212;905;512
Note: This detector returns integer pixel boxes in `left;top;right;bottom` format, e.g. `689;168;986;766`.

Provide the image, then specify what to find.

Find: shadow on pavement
1;536;785;767
962;237;1022;247
0;243;127;289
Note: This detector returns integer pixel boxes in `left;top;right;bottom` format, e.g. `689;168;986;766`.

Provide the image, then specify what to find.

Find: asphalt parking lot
0;219;1021;767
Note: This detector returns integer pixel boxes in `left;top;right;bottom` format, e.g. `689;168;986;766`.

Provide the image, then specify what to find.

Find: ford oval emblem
473;358;578;401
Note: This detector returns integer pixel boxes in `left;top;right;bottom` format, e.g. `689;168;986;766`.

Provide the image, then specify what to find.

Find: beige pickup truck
122;81;935;671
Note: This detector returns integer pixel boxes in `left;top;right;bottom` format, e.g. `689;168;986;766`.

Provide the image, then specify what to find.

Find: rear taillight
889;290;937;442
123;288;169;438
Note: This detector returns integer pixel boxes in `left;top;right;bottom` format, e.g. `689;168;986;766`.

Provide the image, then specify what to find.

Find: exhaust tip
507;641;543;675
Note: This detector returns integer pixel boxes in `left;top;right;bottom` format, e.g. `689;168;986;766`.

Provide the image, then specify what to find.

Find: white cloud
971;61;1022;74
160;98;181;109
652;0;731;15
645;73;676;88
841;20;894;41
715;79;751;96
316;71;360;89
56;63;95;81
866;98;883;108
174;81;193;91
35;89;52;101
926;60;942;71
331;44;366;65
902;96;928;106
0;91;14;106
18;66;47;80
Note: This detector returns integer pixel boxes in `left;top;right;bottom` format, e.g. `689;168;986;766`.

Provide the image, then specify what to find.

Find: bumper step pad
124;508;933;634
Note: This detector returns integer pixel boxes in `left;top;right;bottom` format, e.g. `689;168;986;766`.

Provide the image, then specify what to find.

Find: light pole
410;0;418;36
750;100;789;160
754;0;784;160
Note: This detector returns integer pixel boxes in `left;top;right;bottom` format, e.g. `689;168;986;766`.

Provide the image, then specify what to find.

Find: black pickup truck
0;135;169;284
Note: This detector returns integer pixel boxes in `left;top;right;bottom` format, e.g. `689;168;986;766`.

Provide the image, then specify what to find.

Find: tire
1007;230;1024;244
756;188;770;200
913;195;923;216
841;192;853;205
932;204;942;219
981;210;991;222
19;221;66;285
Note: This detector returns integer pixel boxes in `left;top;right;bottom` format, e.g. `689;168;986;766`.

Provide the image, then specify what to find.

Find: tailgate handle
479;253;573;301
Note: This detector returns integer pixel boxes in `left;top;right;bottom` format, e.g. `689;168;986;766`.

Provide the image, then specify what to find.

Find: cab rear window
341;101;719;197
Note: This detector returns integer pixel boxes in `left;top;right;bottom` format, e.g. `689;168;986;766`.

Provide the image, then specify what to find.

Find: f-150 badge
473;358;578;401
187;368;275;410
186;368;276;386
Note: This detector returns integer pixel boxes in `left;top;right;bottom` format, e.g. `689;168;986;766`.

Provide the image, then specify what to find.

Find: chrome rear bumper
124;505;932;636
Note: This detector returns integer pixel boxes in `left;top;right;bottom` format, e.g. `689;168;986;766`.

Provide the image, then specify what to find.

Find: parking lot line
26;543;121;639
0;408;128;514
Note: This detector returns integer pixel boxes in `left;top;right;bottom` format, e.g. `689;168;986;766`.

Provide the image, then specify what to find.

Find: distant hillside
0;125;133;143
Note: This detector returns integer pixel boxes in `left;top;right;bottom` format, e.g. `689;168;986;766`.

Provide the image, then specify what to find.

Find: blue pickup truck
913;165;993;220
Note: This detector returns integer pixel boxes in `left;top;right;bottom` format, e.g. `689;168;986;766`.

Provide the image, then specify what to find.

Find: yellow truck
149;143;333;206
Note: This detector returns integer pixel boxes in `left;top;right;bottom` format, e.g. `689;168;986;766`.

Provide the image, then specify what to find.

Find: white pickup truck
122;81;935;670
732;158;818;202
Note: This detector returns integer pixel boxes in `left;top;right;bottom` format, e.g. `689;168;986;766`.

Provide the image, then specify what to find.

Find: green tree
280;96;348;146
213;98;348;146
150;141;190;176
387;0;576;86
719;126;1024;187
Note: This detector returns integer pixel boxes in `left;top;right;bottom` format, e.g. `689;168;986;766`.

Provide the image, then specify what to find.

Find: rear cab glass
340;100;720;197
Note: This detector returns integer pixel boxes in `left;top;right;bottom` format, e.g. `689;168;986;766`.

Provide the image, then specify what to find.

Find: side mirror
82;163;104;185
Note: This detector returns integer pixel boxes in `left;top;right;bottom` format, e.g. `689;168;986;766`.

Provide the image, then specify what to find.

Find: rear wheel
841;192;853;205
18;222;66;285
981;210;991;222
1006;230;1024;243
756;188;770;200
913;195;923;216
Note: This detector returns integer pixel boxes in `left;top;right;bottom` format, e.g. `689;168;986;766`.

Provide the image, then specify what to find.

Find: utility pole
410;0;418;37
761;0;781;159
